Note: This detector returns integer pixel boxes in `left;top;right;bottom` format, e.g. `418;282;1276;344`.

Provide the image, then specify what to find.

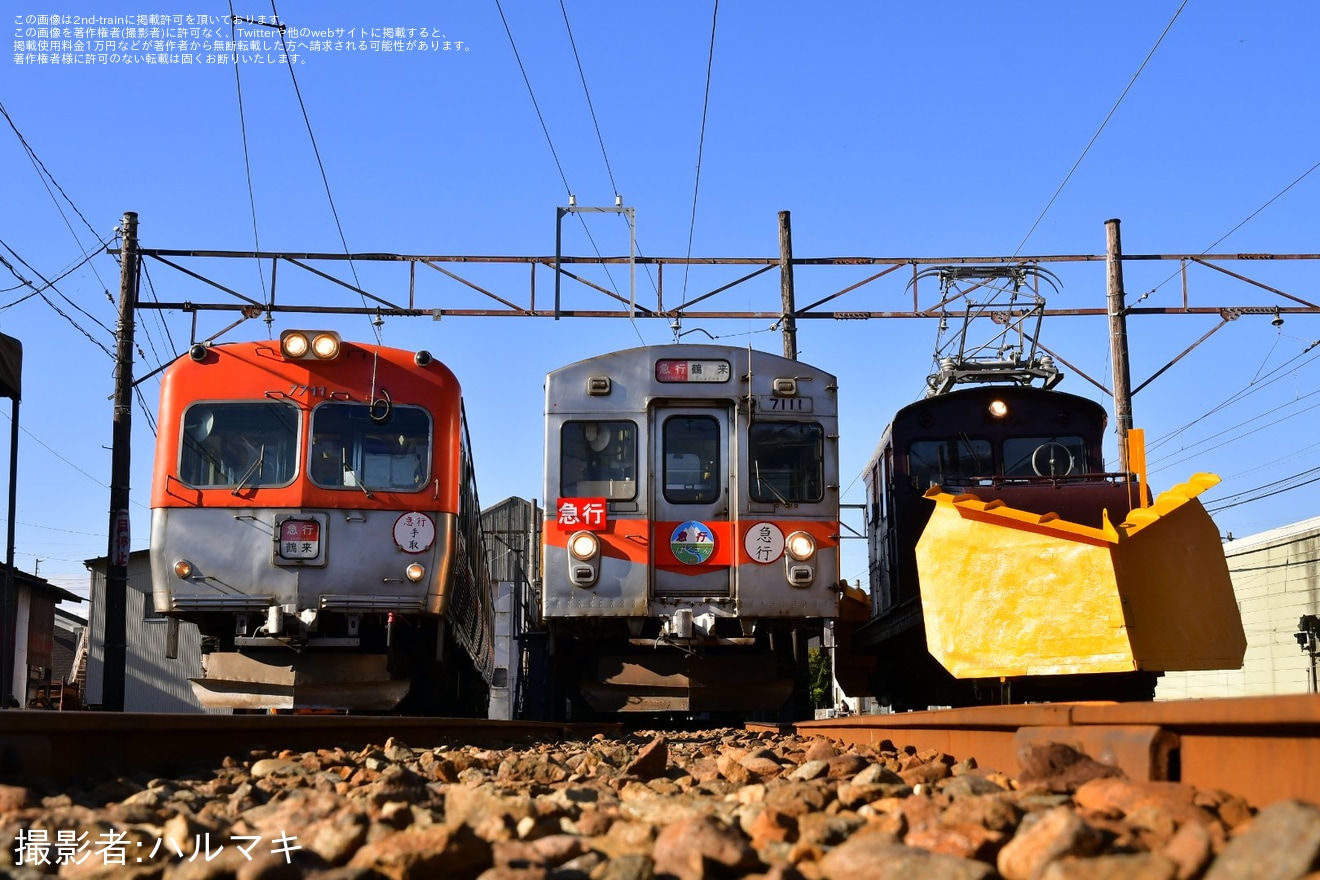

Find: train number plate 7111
279;519;322;559
756;396;812;413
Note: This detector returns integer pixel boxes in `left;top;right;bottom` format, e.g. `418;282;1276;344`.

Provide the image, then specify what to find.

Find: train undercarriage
184;609;488;716
546;620;815;721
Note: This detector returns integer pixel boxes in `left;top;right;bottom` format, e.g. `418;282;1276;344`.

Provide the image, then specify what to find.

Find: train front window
907;437;992;489
309;403;431;492
663;416;720;504
749;422;824;504
560;420;637;500
180;402;299;489
1003;435;1087;477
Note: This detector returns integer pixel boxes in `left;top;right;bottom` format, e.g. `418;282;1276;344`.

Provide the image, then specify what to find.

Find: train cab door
650;407;732;598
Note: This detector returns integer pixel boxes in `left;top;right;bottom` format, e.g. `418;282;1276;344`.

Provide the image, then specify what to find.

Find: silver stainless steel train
539;344;845;718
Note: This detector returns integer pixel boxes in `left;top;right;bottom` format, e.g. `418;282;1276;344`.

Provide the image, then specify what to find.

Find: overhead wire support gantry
129;245;1320;326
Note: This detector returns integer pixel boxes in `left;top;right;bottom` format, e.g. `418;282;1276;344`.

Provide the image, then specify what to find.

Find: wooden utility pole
1106;218;1134;473
0;333;20;708
103;211;138;711
778;211;798;360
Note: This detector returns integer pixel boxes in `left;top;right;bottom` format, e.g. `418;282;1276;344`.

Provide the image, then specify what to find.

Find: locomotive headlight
568;531;600;560
281;332;310;358
280;330;341;360
989;399;1008;418
173;559;194;579
785;531;816;561
405;563;426;583
311;333;341;359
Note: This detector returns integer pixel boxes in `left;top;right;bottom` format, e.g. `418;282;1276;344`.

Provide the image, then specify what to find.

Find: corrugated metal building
1157;515;1320;699
85;549;217;713
481;496;544;719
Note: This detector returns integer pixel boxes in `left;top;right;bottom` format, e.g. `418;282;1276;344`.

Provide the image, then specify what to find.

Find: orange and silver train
540;344;843;717
840;382;1247;710
149;331;493;713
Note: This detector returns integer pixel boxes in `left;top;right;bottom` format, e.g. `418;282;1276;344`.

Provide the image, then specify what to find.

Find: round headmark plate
670;521;715;565
744;522;785;564
394;512;436;554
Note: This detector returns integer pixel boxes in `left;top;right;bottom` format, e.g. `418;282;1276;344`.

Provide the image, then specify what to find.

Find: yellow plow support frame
916;473;1247;679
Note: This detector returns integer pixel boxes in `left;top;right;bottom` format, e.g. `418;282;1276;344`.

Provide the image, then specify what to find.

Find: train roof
891;382;1107;421
545;343;837;382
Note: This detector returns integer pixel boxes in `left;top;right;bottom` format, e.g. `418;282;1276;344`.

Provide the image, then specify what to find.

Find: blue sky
4;1;1319;602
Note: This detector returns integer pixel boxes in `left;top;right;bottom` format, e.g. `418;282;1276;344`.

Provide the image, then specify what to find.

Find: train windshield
179;402;299;489
908;437;992;489
309;403;431;491
1003;435;1088;477
560;420;637;500
749;422;824;504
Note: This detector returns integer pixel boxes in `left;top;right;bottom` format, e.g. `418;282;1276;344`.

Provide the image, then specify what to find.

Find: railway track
2;694;1317;810
787;693;1320;810
0;696;1317;878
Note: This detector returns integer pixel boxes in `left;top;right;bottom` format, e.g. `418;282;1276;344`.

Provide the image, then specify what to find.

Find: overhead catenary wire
557;0;657;344
227;0;271;304
495;0;644;343
263;0;378;345
680;0;720;303
0;239;114;359
1014;0;1189;256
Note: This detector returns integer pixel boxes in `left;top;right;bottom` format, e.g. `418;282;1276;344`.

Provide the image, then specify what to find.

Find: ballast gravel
1;727;1318;879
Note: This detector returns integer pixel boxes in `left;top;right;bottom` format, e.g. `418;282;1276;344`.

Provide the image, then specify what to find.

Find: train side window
907;437;992;489
179;402;299;489
560;420;637;500
663;416;720;504
748;422;824;504
310;402;431;491
1003;435;1087;477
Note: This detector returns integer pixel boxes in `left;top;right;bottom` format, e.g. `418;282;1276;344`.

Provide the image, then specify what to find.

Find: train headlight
173;559;194;579
281;332;310;358
785;531;816;561
280;330;342;360
989;399;1008;418
569;531;600;560
405;563;426;583
311;333;340;359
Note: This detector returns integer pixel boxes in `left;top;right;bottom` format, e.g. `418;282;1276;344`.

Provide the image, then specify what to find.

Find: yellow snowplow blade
916;474;1246;679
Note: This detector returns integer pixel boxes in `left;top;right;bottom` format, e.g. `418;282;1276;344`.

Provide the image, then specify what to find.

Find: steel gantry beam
132;248;1320;321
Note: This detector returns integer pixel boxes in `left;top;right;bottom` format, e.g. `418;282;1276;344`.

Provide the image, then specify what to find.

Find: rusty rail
781;694;1320;809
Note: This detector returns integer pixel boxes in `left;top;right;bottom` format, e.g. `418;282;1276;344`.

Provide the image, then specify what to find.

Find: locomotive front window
663;416;720;504
560;420;637;500
1003;435;1087;477
749;422;824;504
907;437;992;489
179;401;299;489
309;402;431;492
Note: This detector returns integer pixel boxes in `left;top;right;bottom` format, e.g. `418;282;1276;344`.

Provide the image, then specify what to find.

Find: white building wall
1157;516;1320;700
86;550;220;713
